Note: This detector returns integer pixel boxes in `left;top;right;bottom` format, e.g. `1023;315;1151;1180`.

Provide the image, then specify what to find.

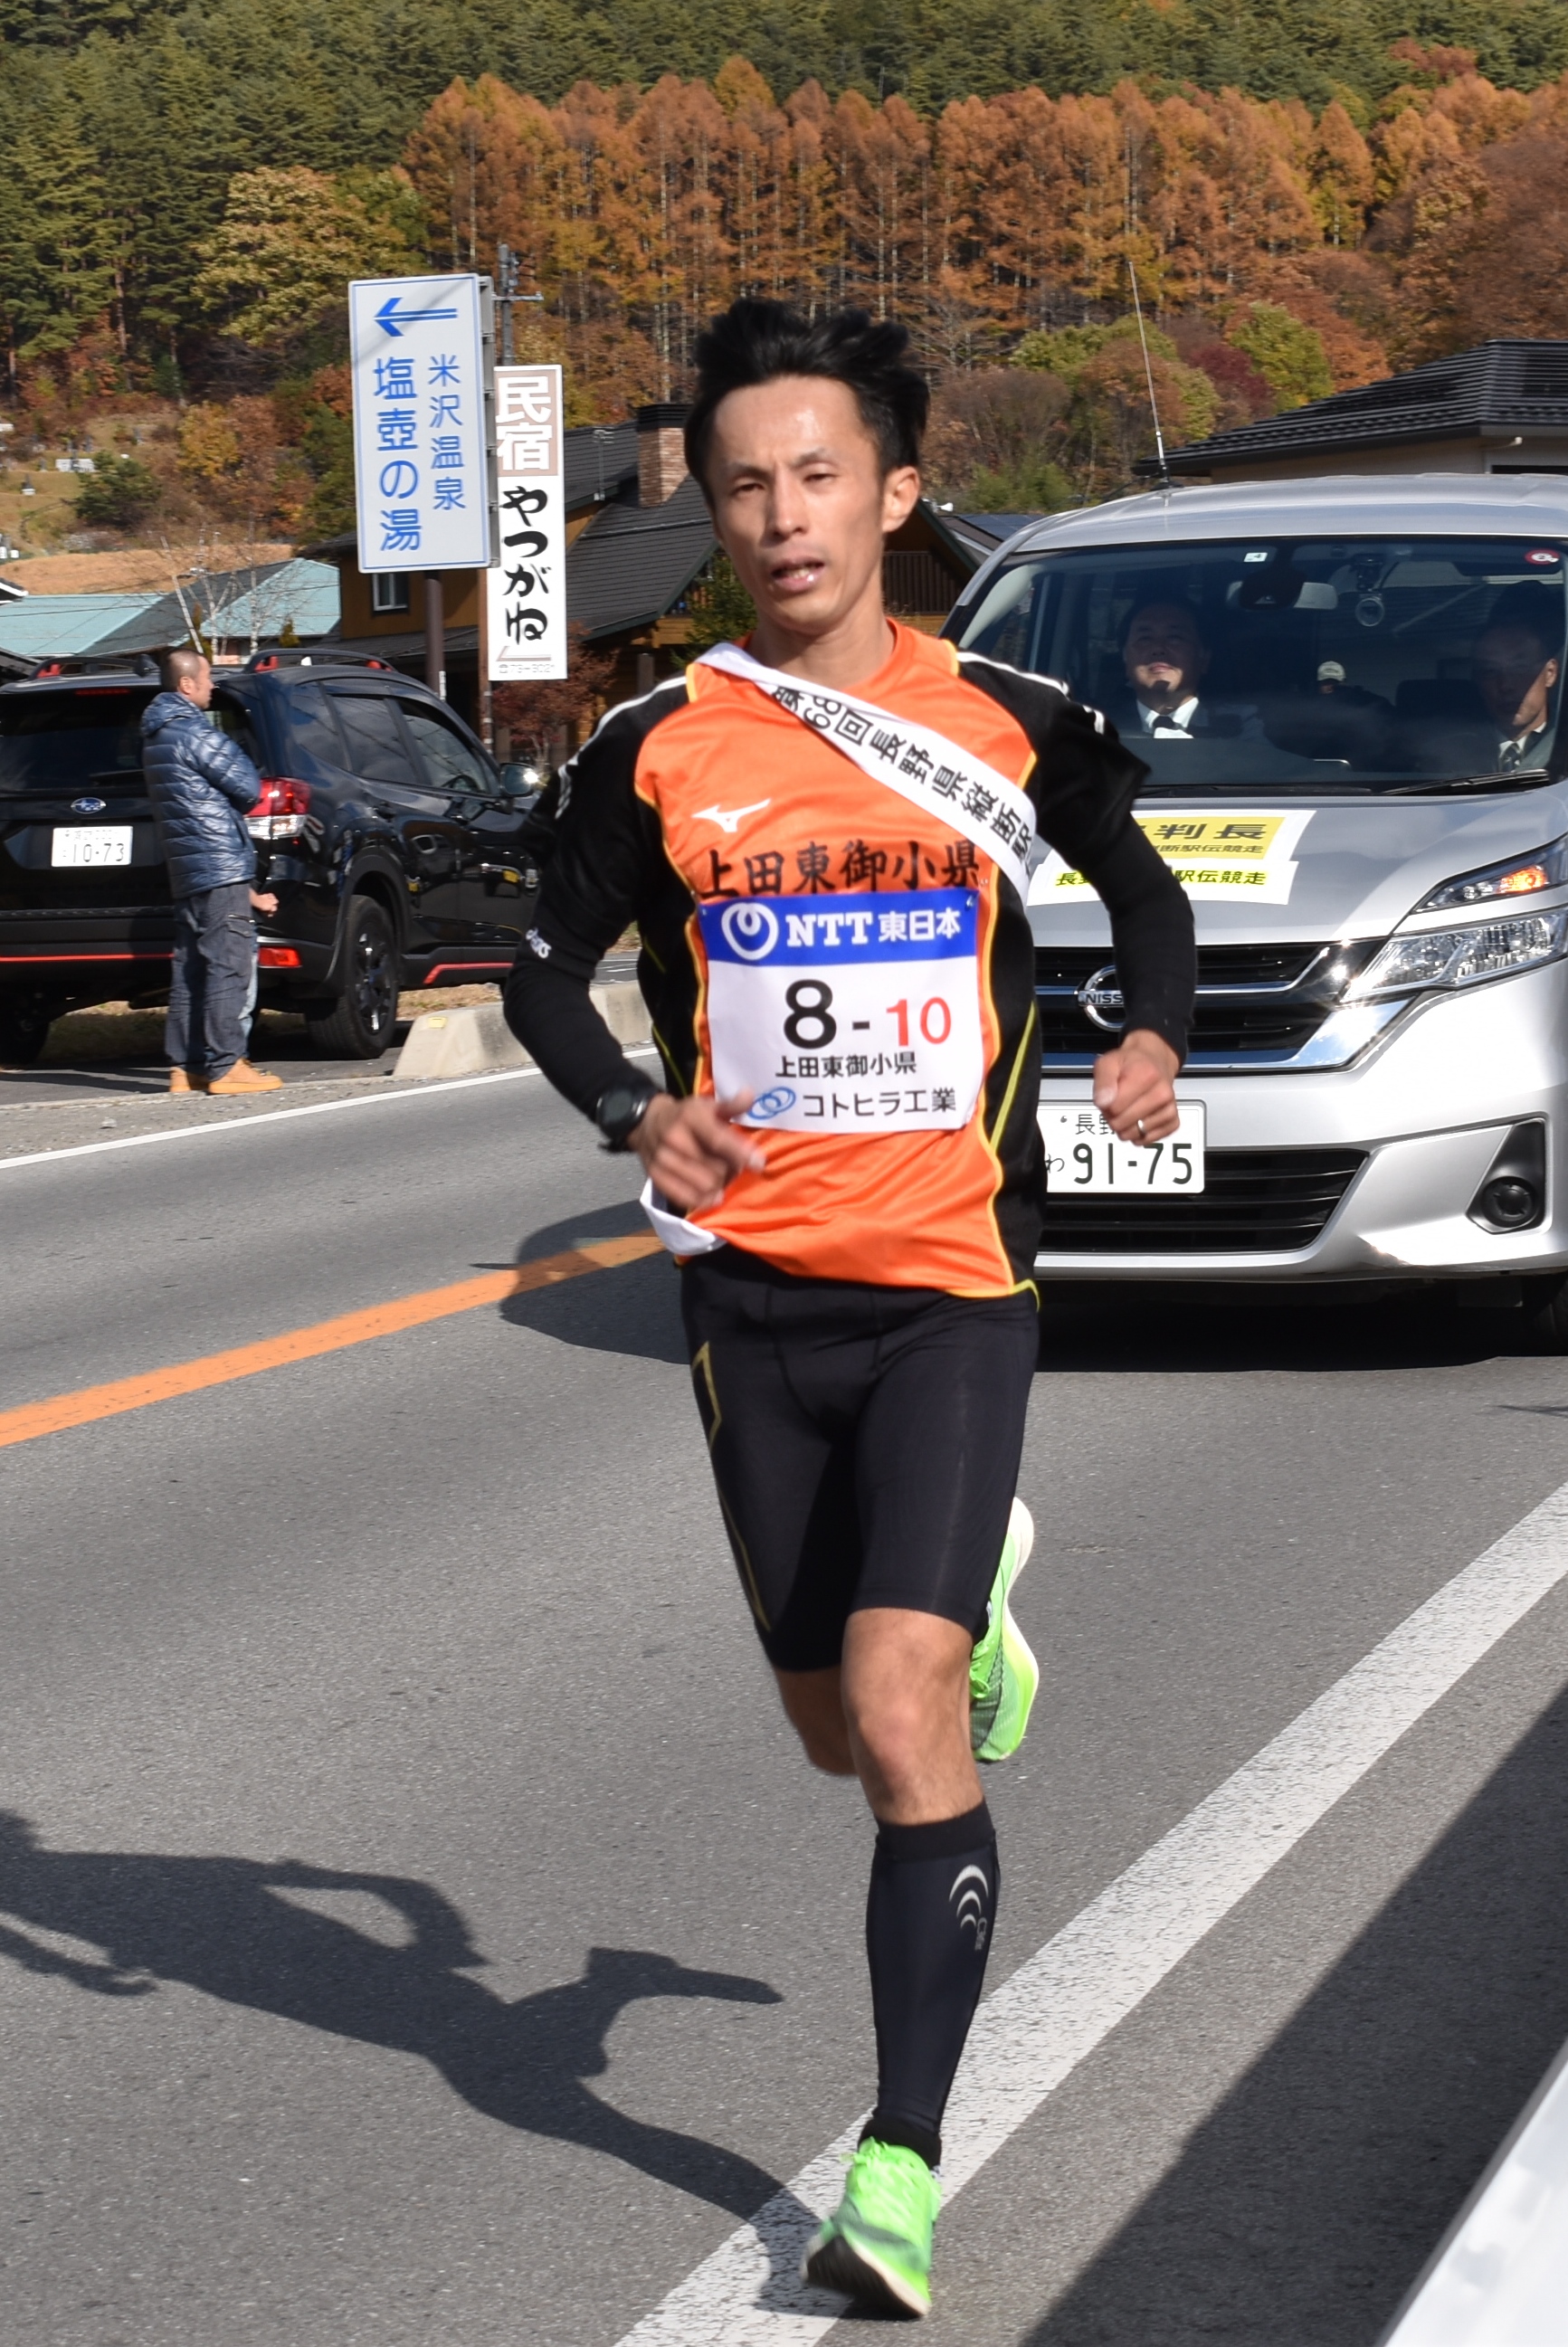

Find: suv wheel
306;896;400;1059
0;996;55;1067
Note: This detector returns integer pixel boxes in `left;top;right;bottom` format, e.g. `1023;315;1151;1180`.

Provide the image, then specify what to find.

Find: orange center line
0;1232;665;1453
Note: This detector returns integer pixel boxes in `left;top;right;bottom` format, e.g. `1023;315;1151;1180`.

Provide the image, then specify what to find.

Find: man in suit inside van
1118;600;1260;739
1473;596;1561;772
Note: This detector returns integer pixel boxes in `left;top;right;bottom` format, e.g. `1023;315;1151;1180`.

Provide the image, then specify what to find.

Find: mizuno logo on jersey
693;799;772;833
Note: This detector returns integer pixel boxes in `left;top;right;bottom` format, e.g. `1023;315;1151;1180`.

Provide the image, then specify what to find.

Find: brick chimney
636;403;689;506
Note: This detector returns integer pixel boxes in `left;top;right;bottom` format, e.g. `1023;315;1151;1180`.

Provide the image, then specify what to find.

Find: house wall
1202;434;1568;484
337;567;481;640
882;506;972;631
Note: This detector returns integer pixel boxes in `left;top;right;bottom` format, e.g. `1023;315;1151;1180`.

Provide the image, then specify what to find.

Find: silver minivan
947;473;1568;1342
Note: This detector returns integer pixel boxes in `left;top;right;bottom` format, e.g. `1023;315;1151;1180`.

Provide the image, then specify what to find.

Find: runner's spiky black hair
684;299;928;496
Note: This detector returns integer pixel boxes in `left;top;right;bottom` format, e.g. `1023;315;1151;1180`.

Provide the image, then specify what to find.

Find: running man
505;299;1194;2318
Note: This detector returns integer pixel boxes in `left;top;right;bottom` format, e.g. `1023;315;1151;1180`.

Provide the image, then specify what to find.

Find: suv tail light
247;775;310;840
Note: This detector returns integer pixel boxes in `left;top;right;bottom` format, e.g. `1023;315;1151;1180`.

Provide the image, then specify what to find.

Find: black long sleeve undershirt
504;806;1196;1129
506;937;659;1125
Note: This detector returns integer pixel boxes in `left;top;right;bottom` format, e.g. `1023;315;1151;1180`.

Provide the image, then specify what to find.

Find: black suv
0;654;541;1063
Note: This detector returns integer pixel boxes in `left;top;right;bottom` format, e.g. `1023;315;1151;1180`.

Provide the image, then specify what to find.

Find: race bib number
699;889;984;1134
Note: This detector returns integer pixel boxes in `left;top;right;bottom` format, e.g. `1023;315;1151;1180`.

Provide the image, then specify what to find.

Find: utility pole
424;572;445;702
495;243;544;365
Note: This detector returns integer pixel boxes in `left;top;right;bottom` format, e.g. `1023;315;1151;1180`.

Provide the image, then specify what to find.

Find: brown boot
206;1059;283;1095
167;1067;207;1094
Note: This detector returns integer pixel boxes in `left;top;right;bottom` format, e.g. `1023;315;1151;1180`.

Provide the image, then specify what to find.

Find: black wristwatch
595;1080;656;1152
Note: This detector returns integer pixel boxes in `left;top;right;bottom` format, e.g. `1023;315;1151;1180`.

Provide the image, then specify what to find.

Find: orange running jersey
527;622;1168;1295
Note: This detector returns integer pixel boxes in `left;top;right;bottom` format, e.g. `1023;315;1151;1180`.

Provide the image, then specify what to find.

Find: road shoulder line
0;1047;660;1174
0;1068;537;1172
613;1473;1568;2344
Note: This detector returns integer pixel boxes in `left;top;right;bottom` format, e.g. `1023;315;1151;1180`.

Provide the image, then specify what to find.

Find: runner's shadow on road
1038;1286;1538;1376
1024;1682;1568;2347
0;1811;792;2230
499;1200;688;1364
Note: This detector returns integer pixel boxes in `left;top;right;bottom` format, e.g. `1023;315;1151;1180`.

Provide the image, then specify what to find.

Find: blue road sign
349;275;490;574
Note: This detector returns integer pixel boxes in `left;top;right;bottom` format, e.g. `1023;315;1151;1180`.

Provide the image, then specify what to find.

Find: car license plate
1041;1101;1206;1193
52;825;132;869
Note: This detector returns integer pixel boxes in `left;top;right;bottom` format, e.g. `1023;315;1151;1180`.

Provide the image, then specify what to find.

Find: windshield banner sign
1031;808;1315;905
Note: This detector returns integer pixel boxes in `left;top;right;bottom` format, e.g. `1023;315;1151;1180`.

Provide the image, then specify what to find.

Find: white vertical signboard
349;274;491;574
487;364;567;683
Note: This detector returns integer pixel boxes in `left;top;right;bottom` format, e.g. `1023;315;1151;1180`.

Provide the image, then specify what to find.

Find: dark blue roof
1144;340;1568;478
957;512;1045;539
564;422;639;512
567;474;716;640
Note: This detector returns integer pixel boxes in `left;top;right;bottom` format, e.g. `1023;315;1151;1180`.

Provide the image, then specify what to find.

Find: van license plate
52;826;132;868
1041;1102;1206;1193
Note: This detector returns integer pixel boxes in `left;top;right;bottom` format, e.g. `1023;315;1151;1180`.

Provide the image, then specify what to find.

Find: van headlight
1345;909;1568;1000
1415;835;1568;911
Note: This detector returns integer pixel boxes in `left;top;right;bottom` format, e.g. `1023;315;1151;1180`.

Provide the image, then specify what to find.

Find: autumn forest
6;0;1568;535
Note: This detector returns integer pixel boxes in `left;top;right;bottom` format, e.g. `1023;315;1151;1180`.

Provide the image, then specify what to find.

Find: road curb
394;983;651;1081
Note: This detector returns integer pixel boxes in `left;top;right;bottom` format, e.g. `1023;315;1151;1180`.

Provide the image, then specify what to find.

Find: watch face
598;1085;645;1143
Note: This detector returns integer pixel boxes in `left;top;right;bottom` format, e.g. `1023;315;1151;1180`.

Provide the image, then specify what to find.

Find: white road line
616;1475;1568;2345
0;1048;660;1174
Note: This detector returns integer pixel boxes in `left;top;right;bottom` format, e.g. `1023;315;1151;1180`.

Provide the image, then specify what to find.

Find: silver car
947;473;1568;1343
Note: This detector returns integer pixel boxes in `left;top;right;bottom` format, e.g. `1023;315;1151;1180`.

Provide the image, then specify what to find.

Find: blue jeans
166;882;256;1078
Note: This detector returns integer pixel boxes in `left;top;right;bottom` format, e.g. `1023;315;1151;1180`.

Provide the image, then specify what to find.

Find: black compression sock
863;1800;999;2169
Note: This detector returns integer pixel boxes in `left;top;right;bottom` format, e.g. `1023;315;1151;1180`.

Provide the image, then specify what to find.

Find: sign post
487;364;568;694
349;273;493;704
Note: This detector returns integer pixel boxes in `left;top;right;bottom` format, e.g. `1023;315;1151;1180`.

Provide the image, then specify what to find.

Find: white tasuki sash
696;641;1036;899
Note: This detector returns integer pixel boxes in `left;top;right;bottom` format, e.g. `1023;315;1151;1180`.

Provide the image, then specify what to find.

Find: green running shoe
969;1497;1039;1764
803;2136;940;2317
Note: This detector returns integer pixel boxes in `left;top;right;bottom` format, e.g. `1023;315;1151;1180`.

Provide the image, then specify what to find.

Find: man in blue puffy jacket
140;648;282;1095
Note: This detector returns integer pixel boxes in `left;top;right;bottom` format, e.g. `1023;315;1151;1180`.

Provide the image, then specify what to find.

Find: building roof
567;473;717;641
0;590;161;663
332;624;478;664
88;559;340;658
565;421;639;512
941;510;1050;564
1142;340;1568;480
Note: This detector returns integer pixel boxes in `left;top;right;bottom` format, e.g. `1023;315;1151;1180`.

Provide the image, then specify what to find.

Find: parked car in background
0;653;540;1064
946;473;1568;1345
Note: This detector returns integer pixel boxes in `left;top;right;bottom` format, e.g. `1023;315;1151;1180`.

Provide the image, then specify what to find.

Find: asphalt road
0;957;639;1107
4;1070;1568;2345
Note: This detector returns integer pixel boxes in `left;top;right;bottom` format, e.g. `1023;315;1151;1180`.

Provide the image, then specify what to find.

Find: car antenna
1126;255;1173;493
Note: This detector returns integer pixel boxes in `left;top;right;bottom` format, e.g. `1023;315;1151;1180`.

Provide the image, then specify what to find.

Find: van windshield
955;535;1568;793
